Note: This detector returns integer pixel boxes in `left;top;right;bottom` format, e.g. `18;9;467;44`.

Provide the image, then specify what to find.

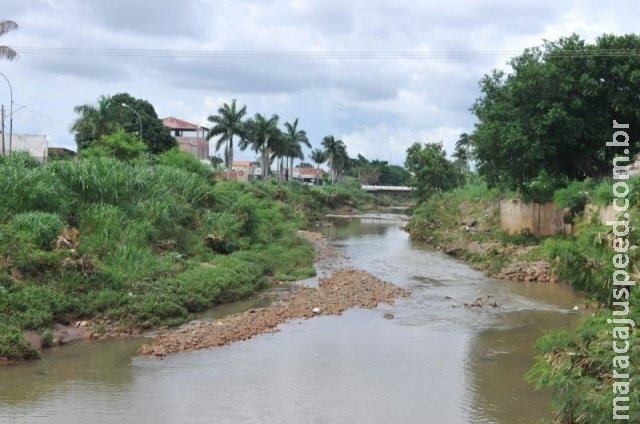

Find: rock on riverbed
138;269;410;358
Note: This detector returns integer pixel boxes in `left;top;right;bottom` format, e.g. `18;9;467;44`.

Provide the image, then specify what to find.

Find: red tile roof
162;116;208;131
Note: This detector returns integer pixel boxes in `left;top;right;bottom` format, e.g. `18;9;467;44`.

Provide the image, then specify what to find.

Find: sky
0;0;638;165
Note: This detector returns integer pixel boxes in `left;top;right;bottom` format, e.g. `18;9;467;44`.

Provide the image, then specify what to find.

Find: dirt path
138;231;410;358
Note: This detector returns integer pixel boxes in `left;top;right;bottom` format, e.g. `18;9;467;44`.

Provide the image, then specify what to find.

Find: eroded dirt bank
138;269;410;357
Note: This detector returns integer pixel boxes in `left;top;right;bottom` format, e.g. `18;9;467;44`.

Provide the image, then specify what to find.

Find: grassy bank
0;152;380;362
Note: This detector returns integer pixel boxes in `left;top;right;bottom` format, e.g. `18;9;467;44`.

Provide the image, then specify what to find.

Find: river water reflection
0;216;583;423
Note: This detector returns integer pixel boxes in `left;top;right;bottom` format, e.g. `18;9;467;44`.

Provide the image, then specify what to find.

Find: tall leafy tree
405;142;463;202
321;135;348;184
71;95;117;151
310;148;326;184
71;93;175;153
0;20;18;61
471;34;640;194
283;118;310;181
207;99;247;179
241;113;280;180
452;133;471;173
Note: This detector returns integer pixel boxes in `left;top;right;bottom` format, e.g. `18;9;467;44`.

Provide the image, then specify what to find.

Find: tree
283;118;310;182
452;133;471;174
71;93;175;153
241;113;280;180
310;148;326;185
71;95;118;151
471;34;640;195
207;99;247;179
378;165;410;186
405;142;463;202
0;20;18;61
321;135;348;184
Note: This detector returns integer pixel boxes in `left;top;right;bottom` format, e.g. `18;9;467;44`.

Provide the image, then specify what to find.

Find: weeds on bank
0;151;381;361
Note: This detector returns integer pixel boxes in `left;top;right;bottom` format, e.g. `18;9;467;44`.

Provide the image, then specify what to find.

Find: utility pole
1;104;4;156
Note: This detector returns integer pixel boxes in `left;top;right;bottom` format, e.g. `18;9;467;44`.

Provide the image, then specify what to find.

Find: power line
13;46;640;59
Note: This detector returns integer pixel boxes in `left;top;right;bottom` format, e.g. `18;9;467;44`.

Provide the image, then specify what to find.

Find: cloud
2;0;639;165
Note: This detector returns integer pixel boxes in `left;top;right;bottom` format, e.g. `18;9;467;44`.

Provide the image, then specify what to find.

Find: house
226;160;262;182
4;134;48;162
292;167;324;184
162;117;209;160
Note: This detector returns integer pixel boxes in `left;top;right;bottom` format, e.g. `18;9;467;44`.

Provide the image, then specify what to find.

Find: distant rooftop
162;116;208;131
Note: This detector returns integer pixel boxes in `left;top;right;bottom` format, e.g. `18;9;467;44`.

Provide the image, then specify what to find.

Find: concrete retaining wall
499;199;567;236
500;200;621;236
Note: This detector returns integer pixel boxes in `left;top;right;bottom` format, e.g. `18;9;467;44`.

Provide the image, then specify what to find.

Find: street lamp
0;71;13;154
121;103;142;142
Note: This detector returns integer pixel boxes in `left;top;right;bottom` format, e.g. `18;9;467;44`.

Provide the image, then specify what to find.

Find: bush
0;323;39;361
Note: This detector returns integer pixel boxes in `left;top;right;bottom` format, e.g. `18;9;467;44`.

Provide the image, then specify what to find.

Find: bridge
361;185;412;193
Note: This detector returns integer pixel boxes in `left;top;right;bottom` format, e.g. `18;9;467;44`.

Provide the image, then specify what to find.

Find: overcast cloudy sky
0;0;637;164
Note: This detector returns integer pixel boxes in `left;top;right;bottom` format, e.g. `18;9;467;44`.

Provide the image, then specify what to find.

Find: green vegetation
407;171;640;422
0;147;383;362
207;99;247;180
404;142;464;203
71;93;176;153
0;20;18;62
471;34;640;197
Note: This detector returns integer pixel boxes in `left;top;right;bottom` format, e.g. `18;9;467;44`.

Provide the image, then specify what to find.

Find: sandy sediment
138;269;410;357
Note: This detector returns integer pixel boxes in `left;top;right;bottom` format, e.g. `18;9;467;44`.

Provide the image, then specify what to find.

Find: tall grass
0;153;334;361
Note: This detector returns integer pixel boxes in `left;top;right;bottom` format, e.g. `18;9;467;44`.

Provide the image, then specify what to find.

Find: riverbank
138;230;410;357
406;193;554;283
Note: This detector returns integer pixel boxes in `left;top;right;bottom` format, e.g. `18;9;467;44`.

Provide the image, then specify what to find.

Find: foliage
157;147;212;179
0;153;393;361
0;152;74;222
0;323;38;361
526;308;640;423
282;118;311;182
471;34;640;193
552;179;595;213
343;154;410;186
71;93;176;153
7;212;65;250
404;142;464;203
242;113;281;180
322;135;348;184
0;20;18;61
207;99;247;179
79;128;148;161
452;133;472;174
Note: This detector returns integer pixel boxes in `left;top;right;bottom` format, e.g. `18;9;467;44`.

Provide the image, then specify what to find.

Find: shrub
0;323;39;361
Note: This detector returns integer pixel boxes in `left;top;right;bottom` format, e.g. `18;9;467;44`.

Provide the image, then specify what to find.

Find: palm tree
241;113;280;180
283;119;310;182
310;148;326;185
0;20;18;61
207;99;247;180
321;135;348;184
70;95;117;151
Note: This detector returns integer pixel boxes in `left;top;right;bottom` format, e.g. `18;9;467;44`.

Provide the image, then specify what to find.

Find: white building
3;134;48;162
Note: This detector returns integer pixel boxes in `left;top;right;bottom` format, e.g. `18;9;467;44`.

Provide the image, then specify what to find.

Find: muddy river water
0;215;584;423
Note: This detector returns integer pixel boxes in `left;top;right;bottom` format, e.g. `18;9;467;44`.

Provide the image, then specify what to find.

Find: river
0;215;583;423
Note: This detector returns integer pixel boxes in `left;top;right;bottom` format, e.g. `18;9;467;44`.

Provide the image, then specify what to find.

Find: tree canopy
207;99;247;179
71;93;176;153
405;142;463;201
471;34;640;196
0;20;18;61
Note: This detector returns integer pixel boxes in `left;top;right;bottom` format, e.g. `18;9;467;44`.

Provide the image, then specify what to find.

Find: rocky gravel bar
138;269;410;358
